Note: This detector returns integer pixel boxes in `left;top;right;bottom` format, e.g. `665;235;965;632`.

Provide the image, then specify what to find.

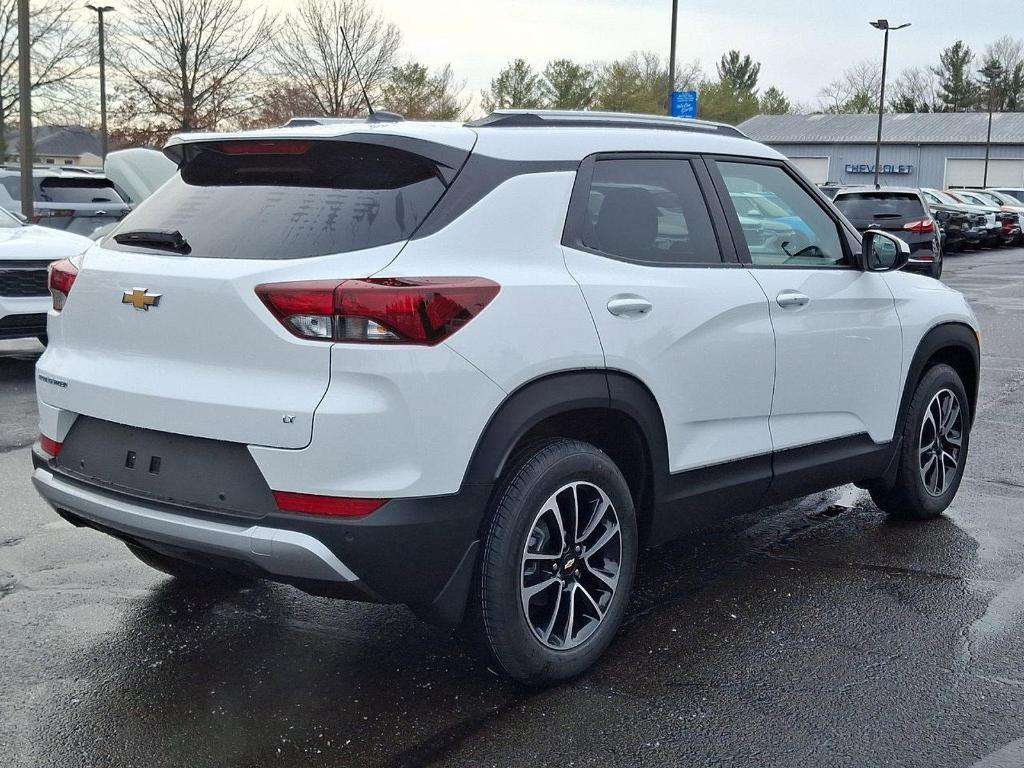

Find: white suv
31;111;980;685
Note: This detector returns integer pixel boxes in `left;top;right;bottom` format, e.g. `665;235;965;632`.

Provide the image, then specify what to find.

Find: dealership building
738;112;1024;189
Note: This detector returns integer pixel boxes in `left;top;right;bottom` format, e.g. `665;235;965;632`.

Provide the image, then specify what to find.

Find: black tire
471;438;637;686
126;542;256;587
869;364;970;520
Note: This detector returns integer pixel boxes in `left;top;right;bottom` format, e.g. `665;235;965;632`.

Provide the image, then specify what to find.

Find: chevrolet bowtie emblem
122;288;161;311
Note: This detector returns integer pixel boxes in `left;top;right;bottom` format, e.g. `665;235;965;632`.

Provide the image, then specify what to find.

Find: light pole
869;19;910;190
17;0;32;219
980;62;1004;189
85;4;114;160
667;0;678;115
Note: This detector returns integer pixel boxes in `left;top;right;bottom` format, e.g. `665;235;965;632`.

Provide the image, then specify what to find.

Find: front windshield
0;207;23;228
928;189;961;206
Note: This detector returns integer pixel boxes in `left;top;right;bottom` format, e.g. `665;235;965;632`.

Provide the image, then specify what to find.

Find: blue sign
671;90;698;118
844;163;913;175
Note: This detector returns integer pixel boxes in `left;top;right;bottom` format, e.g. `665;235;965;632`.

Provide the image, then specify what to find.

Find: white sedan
0;207;92;344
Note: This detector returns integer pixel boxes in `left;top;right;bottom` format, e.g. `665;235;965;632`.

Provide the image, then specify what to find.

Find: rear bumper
31;448;492;624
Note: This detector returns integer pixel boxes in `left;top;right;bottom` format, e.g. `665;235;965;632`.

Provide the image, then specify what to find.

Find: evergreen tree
481;59;545;112
933;41;978;112
717;50;761;95
758;86;791;115
541;59;598;110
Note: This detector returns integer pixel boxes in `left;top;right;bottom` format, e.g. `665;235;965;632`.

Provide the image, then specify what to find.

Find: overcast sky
264;0;1013;110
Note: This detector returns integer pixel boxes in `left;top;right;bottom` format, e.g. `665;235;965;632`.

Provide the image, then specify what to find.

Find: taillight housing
39;434;62;458
255;277;500;345
32;208;75;223
48;258;78;311
903;218;935;233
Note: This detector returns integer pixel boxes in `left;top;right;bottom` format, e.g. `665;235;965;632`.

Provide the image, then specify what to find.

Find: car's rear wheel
471;438;637;686
868;363;970;520
126;542;257;587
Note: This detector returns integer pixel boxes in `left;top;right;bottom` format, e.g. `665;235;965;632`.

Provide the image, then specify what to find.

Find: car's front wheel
869;363;970;519
472;439;637;686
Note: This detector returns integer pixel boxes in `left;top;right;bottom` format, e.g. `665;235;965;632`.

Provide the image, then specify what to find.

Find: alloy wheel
918;388;963;497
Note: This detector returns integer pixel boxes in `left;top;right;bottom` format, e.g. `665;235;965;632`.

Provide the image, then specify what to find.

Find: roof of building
739;112;1024;145
5;125;101;157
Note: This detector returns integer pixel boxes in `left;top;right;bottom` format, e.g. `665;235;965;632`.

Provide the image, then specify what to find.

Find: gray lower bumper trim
32;467;359;584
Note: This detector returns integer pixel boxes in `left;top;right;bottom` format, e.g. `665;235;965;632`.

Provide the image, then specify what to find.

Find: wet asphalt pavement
2;250;1024;767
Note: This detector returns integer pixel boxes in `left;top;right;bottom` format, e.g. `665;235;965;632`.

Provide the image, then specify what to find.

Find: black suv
832;187;942;279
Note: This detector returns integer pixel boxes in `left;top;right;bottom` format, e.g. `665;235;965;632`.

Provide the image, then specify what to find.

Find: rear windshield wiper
113;229;191;254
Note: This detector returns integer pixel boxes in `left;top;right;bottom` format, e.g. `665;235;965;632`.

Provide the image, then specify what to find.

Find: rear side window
579;158;720;265
833;192;926;220
105;140;455;259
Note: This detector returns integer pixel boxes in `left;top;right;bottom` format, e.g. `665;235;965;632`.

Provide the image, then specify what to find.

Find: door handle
607;296;653;317
776;290;810;309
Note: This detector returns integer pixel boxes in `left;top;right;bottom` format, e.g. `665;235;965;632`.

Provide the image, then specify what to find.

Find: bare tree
889;67;939;112
271;0;401;117
110;0;274;135
381;61;466;120
818;60;880;113
0;0;93;158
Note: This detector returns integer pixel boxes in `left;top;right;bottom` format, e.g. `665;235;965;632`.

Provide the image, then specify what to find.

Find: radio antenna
340;25;374;116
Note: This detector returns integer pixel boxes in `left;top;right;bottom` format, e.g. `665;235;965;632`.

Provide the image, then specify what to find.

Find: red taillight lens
33;208;75;223
39;434;62;458
48;258;78;311
255;277;500;345
220;140;310;155
903;219;934;233
272;491;386;517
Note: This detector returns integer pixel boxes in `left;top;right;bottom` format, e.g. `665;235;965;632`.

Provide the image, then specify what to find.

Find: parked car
0;169;130;238
0;206;92;343
86;148;178;241
954;189;1024;244
831;187;942;278
988;187;1024;204
945;189;1019;245
920;188;989;250
30;110;980;685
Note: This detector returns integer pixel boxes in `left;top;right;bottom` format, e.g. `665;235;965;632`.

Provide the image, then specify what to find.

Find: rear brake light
272;491;386;517
255;277;500;345
48;258;78;311
903;219;934;233
32;209;75;223
39;434;62;458
220;140;310;155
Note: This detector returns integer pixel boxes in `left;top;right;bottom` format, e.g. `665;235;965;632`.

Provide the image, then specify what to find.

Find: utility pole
870;19;910;190
86;5;115;160
17;0;32;219
667;0;678;115
981;62;1003;189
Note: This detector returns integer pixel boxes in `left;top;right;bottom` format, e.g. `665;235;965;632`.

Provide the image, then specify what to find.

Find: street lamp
85;4;114;160
869;19;911;190
980;61;1004;188
667;0;679;115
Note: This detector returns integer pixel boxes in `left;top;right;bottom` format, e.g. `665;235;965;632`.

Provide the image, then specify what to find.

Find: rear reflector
255;277;500;345
220;140;310;155
39;434;62;458
48;259;78;311
272;491;387;517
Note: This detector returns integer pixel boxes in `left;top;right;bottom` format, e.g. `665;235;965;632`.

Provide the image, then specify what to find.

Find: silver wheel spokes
919;388;963;497
520;481;621;650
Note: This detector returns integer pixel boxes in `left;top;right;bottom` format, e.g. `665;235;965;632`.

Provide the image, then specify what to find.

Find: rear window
833;192;925;220
39;179;124;204
105;140;455;259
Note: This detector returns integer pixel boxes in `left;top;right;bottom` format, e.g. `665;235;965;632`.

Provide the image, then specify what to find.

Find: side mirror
861;229;910;272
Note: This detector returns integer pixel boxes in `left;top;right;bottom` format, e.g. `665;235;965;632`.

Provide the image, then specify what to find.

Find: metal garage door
946;158;1024;187
787;156;830;184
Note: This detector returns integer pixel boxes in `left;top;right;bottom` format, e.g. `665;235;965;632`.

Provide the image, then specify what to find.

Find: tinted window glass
0;177;43;201
104;141;451;259
718;162;846;267
833;192;926;221
40;180;123;204
581;158;720;265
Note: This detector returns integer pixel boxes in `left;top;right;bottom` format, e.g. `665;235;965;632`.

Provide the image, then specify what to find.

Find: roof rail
282;112;404;128
466;109;747;138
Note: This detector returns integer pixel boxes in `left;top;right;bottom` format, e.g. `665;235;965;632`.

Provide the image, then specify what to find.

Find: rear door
561;154;776;525
38;136;469;449
709;158;903;454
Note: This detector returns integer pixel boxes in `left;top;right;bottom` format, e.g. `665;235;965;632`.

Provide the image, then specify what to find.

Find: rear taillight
32;208;75;223
48;259;78;311
39;434;62;458
255;277;500;345
272;491;386;517
903;219;935;233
